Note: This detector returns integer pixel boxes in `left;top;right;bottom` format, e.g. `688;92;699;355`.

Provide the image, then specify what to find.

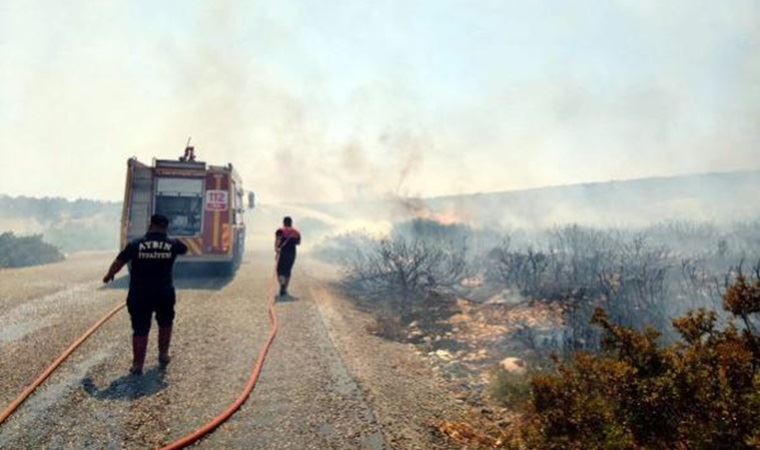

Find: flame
391;196;470;225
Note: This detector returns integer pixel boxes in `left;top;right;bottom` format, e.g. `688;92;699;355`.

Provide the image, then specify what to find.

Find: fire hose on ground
0;264;282;449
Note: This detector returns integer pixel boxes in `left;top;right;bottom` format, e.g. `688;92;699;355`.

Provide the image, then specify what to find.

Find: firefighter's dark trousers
126;286;176;337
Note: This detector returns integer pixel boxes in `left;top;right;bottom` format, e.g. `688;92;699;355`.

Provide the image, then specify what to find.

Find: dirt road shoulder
303;263;466;450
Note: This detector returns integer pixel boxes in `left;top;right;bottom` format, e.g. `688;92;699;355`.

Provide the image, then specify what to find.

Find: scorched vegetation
316;218;760;448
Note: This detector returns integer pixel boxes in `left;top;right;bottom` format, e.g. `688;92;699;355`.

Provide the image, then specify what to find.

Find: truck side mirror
247;192;256;209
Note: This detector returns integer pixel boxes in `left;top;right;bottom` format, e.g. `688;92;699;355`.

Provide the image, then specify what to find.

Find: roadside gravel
0;252;118;408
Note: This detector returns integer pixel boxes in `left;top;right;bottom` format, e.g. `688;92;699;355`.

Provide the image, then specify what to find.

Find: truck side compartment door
122;159;154;245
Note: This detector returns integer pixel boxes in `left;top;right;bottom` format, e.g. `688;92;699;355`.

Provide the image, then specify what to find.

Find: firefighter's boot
131;335;149;375
158;326;172;366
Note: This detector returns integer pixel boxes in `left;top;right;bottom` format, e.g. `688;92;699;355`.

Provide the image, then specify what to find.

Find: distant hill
307;170;760;231
0;196;121;252
425;170;760;228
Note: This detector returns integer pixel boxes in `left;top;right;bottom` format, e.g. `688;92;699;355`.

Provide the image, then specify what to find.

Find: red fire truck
120;145;253;274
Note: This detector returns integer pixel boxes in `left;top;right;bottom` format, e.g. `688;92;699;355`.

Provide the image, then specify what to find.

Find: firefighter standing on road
102;214;188;375
275;216;301;297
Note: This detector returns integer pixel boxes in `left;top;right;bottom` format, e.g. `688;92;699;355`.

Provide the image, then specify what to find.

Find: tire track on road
0;278;127;408
0;281;103;344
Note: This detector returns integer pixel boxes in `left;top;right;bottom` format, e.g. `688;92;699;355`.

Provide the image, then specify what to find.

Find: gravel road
0;237;462;449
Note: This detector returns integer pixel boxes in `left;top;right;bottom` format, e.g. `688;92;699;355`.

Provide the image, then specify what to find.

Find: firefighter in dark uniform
275;216;301;297
102;214;188;375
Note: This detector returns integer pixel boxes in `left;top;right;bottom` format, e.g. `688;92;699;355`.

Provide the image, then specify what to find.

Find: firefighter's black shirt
117;232;188;290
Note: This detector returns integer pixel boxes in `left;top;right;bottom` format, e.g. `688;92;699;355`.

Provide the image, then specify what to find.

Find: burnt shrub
512;275;760;449
365;313;408;341
489;227;673;354
343;235;468;321
0;232;64;268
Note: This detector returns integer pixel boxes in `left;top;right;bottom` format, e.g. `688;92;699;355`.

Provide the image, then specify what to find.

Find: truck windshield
154;178;204;236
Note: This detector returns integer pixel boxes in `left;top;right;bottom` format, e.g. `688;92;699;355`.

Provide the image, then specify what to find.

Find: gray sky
1;0;758;202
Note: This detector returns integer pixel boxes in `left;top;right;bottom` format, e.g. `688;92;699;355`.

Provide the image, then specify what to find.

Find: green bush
514;276;760;449
488;369;533;410
0;232;64;268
